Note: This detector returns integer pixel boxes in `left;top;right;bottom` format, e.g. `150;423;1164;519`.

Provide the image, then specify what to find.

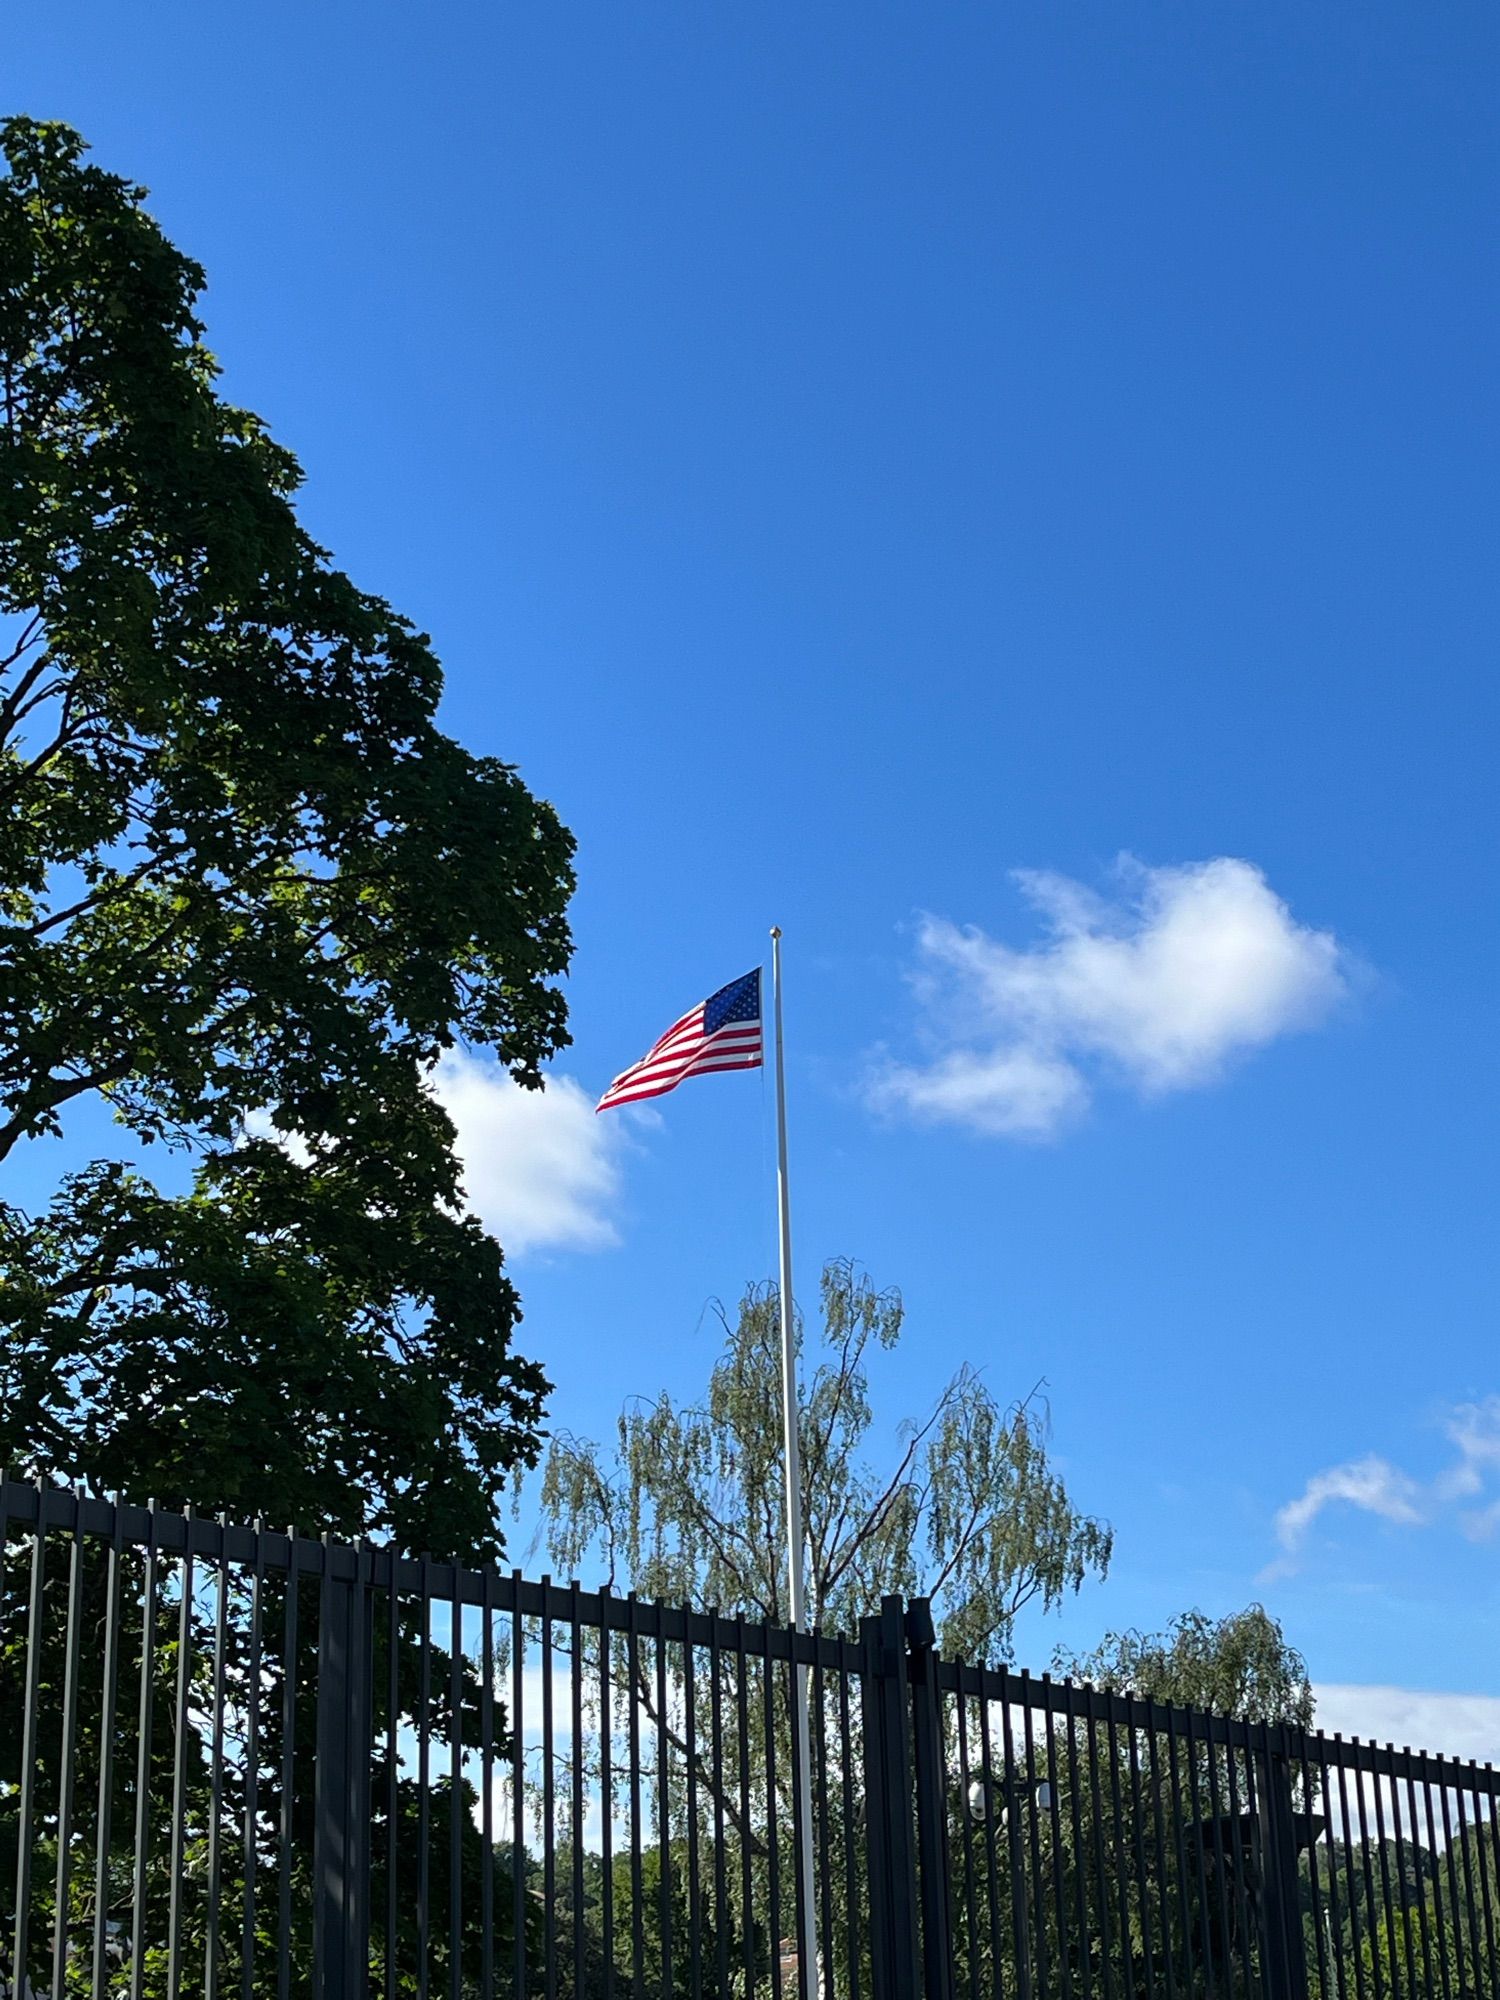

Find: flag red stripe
599;1030;761;1099
597;971;764;1113
597;1054;763;1108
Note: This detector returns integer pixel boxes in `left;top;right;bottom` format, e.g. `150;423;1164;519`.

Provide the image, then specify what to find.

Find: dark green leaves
0;119;573;1556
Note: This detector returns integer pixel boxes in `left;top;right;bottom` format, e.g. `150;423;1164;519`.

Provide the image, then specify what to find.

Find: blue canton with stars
704;969;761;1031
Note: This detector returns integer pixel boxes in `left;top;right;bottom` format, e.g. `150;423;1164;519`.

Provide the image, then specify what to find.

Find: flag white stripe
609;1036;761;1092
596;970;764;1112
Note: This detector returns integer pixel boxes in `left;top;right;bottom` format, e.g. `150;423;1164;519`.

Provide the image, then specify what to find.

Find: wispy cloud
868;857;1348;1139
1270;1396;1500;1572
1274;1456;1424;1555
432;1053;627;1257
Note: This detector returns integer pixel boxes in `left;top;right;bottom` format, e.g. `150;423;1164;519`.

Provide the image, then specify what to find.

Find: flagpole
770;926;818;1998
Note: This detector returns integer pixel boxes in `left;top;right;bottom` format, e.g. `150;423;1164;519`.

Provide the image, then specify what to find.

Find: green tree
1004;1610;1318;2000
1057;1606;1315;1728
538;1257;1112;1659
0;116;574;1556
531;1259;1111;2000
0;118;569;1994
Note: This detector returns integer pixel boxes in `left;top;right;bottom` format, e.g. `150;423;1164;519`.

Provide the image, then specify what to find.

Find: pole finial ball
770;925;782;939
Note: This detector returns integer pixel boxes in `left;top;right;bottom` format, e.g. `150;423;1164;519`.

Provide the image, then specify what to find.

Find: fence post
861;1597;921;2000
314;1536;374;2000
1257;1734;1311;2000
906;1599;956;2000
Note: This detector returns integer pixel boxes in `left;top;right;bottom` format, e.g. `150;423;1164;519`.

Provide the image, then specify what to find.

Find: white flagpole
769;927;819;1998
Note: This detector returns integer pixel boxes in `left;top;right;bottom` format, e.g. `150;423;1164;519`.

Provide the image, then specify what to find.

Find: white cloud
867;1045;1088;1139
1439;1396;1500;1499
242;1054;630;1257
432;1052;624;1257
1311;1685;1500;1845
1315;1684;1500;1766
870;857;1347;1139
1274;1455;1425;1555
1271;1397;1500;1571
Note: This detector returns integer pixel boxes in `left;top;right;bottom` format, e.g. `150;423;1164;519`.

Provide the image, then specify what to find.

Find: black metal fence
3;1476;1498;2000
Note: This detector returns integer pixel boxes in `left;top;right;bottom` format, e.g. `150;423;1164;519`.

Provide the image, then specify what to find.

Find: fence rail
2;1477;1497;2000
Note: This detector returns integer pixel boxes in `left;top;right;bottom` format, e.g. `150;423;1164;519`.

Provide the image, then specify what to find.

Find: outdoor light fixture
965;1775;1054;1824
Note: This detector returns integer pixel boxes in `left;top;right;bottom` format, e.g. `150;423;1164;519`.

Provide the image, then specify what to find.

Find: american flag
596;969;764;1112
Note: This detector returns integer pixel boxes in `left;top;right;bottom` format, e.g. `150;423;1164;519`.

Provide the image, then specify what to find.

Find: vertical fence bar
1435;1763;1463;2000
571;1582;586;2000
1386;1746;1419;2000
1267;1731;1316;2000
1297;1729;1333;2000
1019;1692;1051;2000
165;1512;195;2000
709;1613;729;2000
275;1528;299;2000
449;1575;465;2000
599;1587;615;2000
1403;1764;1435;2000
655;1615;673;2000
417;1554;434;2000
386;1548;401;2000
1062;1684;1091;1999
50;1488;87;1998
685;1622;704;2000
1159;1703;1196;2000
735;1617;755;2000
875;1598;922;2000
1354;1740;1385;1999
1040;1683;1074;2000
1201;1709;1238;2000
314;1533;373;2000
999;1676;1035;2000
1317;1742;1349;2000
973;1674;1004;2000
480;1565;496;2000
953;1679;979;2000
91;1496;127;2000
204;1518;230;2000
981;1682;1004;2000
1336;1744;1376;2000
1180;1707;1223;2000
131;1503;160;2000
1418;1766;1450;2000
541;1580;556;2000
1370;1743;1402;2000
1082;1684;1119;2000
1220;1729;1257;2000
764;1616;785;2000
627;1595;645;2000
1467;1767;1498;1984
240;1521;266;2000
1123;1701;1160;2000
1141;1702;1179;2000
13;1481;49;1998
1451;1776;1483;2000
511;1571;526;2000
837;1656;862;2000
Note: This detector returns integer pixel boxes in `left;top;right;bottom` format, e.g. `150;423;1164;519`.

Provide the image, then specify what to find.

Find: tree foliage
0;118;574;1554
537;1257;1112;1659
1057;1605;1315;1730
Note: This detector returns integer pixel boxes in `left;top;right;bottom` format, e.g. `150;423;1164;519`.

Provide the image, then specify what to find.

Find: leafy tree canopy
537;1257;1114;1658
0;118;574;1556
1057;1605;1314;1727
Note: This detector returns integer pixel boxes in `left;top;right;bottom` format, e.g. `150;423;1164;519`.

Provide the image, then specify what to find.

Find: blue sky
8;5;1498;1736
